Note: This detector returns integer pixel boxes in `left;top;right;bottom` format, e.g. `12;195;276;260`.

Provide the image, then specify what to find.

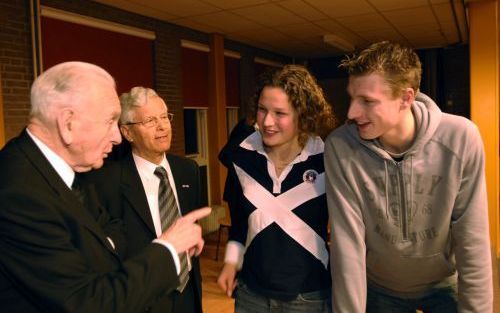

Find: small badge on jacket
181;184;190;188
303;169;318;183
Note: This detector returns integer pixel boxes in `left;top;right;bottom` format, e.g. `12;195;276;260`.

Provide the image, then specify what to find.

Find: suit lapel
167;154;189;215
120;154;157;235
17;130;118;255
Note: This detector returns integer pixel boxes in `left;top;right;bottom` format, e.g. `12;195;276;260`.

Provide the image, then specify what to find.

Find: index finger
182;207;212;223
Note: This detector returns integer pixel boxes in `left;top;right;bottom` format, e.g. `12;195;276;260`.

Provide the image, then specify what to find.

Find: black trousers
171;277;197;313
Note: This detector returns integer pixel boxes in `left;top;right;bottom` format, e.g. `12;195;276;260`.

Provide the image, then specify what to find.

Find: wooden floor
200;230;500;313
200;229;234;313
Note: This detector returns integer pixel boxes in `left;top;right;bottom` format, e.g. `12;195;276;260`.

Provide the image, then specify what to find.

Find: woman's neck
265;138;302;176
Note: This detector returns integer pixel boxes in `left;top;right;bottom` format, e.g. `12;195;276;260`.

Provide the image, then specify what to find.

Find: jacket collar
119;153;157;235
17;129;118;255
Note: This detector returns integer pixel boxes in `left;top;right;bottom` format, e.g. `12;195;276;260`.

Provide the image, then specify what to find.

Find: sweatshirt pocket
366;250;456;292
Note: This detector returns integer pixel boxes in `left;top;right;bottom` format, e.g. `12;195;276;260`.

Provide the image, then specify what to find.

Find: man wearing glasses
88;87;204;313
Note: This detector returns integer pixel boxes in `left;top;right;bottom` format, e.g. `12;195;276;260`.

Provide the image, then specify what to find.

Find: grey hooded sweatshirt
325;93;492;313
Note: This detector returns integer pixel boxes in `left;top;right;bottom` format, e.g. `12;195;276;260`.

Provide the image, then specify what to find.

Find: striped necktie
154;166;190;292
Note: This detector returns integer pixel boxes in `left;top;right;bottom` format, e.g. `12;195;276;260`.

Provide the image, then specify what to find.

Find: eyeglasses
124;113;173;128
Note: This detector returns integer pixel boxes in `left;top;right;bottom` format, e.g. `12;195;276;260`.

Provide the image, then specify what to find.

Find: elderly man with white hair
88;86;205;313
0;62;210;313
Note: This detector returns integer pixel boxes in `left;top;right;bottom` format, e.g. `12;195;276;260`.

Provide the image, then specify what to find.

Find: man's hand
159;207;211;256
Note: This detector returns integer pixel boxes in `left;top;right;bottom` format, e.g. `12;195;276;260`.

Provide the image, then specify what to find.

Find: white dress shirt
132;153;181;237
27;129;74;189
133;153;191;274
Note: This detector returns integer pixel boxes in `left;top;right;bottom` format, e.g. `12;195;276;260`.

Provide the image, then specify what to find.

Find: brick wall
0;0;289;152
0;0;33;142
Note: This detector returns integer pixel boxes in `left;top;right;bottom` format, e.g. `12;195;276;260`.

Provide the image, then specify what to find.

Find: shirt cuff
152;239;180;274
224;240;244;270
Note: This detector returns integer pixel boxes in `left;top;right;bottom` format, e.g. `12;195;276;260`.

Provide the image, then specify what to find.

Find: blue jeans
235;282;331;313
367;284;458;313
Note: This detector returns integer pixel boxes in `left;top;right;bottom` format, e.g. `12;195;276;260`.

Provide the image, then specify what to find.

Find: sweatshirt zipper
397;162;409;241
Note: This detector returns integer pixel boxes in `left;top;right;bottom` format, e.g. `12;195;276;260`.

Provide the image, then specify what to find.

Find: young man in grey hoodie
325;41;492;313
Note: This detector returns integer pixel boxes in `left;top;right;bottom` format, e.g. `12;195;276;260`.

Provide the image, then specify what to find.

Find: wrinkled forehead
132;95;169;116
78;80;120;116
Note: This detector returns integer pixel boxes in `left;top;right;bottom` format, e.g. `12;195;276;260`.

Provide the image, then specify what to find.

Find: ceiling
93;0;472;58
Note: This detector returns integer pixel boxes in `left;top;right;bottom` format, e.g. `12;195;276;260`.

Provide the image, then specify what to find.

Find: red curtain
181;47;209;107
41;16;154;94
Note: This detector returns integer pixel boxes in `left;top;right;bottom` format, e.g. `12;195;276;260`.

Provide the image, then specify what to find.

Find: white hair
30;62;116;123
119;87;160;124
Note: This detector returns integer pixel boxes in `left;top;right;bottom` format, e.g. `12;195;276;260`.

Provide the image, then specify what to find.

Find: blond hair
340;41;422;97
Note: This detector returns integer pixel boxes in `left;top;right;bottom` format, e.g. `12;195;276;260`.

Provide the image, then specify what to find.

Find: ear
56;108;75;146
120;124;134;143
400;88;415;110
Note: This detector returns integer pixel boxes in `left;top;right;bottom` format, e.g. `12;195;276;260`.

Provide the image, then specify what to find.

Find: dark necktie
71;174;87;207
154;166;190;292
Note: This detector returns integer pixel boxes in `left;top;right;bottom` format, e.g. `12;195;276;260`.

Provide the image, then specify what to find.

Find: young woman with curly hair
217;64;336;313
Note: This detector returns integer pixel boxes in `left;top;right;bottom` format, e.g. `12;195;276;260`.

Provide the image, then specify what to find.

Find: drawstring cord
384;159;389;219
381;152;413;225
409;155;413;220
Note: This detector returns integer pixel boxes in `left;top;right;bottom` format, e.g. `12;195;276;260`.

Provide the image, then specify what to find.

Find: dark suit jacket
0;130;180;313
87;152;203;313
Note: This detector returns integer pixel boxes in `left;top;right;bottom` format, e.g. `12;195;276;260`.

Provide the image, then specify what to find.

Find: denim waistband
298;288;331;299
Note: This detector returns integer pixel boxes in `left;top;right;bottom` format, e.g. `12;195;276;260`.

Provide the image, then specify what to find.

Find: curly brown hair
340;41;422;98
249;64;337;146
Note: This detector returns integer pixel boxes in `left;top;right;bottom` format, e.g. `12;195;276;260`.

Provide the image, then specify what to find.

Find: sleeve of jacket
0;189;179;313
451;123;492;313
222;162;248;268
324;133;367;313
